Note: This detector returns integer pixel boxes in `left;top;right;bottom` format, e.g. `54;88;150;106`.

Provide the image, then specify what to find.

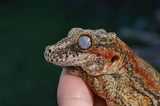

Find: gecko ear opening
111;55;119;62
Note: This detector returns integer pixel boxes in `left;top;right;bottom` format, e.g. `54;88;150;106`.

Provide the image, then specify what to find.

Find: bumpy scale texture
44;28;160;106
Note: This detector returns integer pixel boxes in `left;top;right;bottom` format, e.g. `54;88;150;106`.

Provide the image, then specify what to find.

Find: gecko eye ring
77;35;92;50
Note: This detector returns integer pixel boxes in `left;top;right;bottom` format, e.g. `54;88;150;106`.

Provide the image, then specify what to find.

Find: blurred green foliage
0;0;159;105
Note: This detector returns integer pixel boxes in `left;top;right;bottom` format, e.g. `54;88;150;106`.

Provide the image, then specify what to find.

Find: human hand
57;68;107;106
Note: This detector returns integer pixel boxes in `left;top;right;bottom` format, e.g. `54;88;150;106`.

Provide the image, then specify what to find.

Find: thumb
57;69;94;106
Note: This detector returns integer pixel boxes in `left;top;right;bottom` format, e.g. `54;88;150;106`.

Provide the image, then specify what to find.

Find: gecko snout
44;45;53;61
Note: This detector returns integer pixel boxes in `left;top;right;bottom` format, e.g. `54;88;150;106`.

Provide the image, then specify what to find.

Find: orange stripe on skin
124;97;137;103
137;93;142;96
97;76;103;89
132;91;137;93
129;97;137;101
89;46;128;75
88;47;120;74
127;82;133;87
130;53;160;91
90;48;120;62
142;97;151;106
126;75;130;78
118;40;160;92
97;76;107;99
123;100;127;103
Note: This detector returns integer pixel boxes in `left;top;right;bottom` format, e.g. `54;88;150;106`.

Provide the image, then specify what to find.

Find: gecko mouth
64;66;82;70
51;57;84;67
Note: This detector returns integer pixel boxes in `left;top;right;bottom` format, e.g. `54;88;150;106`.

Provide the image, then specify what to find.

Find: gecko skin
44;28;160;106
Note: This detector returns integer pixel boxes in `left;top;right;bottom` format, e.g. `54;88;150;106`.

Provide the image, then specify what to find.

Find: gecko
44;28;160;106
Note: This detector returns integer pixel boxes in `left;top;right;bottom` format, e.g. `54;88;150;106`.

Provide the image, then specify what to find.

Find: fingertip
57;69;93;106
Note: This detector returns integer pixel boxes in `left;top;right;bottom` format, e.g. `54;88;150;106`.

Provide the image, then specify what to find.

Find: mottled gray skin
44;28;160;106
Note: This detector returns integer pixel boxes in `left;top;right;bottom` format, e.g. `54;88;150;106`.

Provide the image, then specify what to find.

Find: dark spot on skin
58;52;63;58
66;54;68;58
53;55;56;58
48;49;51;53
96;53;101;57
112;43;116;45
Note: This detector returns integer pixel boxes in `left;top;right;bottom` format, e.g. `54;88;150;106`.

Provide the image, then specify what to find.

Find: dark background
0;0;160;106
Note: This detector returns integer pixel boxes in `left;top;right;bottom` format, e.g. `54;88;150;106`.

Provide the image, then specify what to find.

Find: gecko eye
78;35;92;50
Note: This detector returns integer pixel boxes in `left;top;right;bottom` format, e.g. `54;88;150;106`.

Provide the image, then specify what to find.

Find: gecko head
44;28;123;76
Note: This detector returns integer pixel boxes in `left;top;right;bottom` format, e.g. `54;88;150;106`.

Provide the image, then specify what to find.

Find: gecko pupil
78;35;92;50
